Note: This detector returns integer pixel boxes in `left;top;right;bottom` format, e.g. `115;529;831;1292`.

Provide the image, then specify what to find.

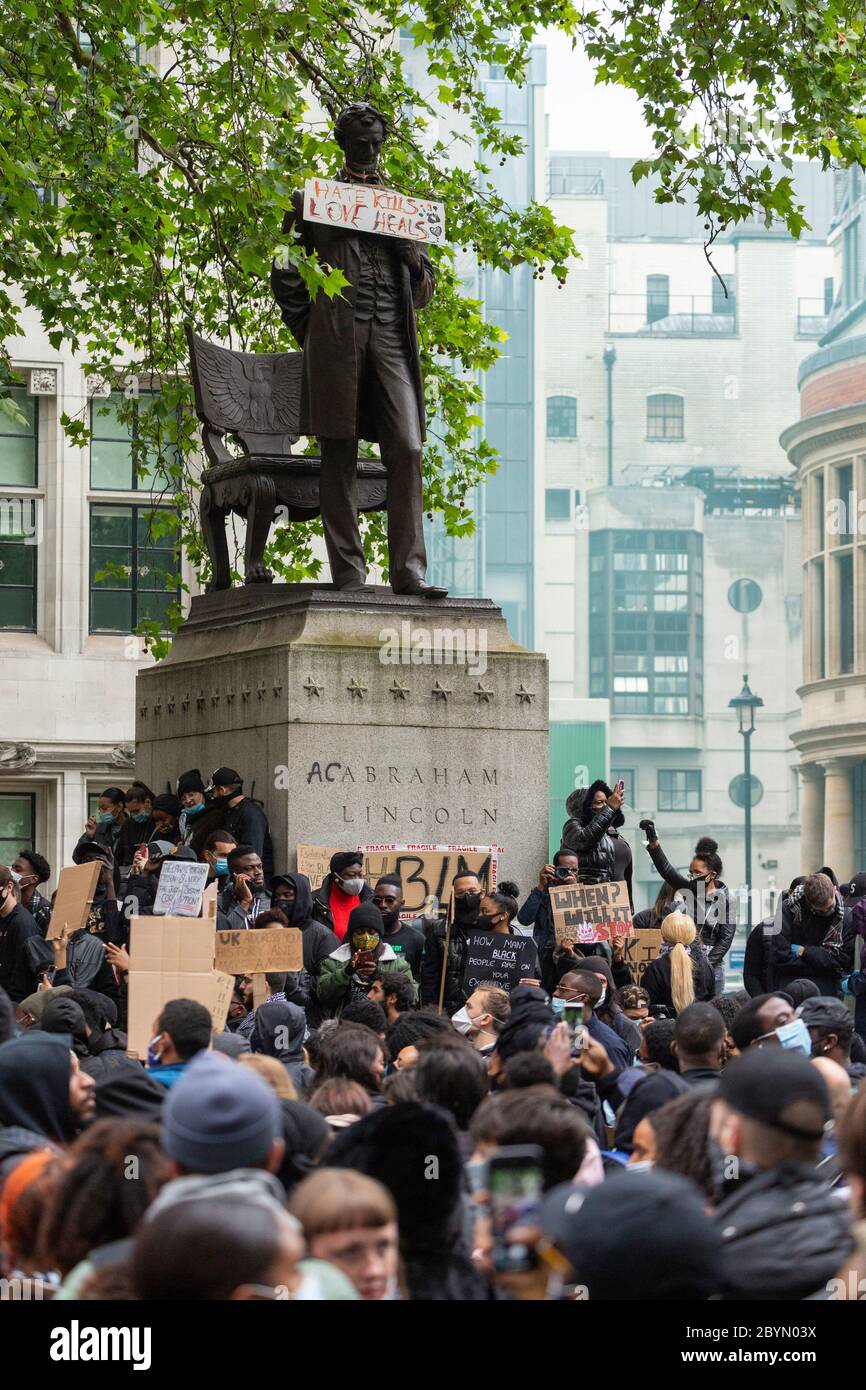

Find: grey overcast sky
540;29;654;157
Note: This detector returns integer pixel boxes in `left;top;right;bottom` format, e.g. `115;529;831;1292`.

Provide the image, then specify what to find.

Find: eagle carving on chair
192;336;302;443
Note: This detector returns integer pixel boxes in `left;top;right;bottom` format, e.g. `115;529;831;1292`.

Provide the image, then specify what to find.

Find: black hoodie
0;1032;75;1143
273;873;340;976
250;1000;313;1093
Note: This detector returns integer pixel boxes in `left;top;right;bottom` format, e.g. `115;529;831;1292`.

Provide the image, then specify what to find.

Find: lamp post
728;674;764;929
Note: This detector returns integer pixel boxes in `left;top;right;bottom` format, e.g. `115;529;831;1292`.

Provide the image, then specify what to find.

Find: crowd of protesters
1;770;865;1301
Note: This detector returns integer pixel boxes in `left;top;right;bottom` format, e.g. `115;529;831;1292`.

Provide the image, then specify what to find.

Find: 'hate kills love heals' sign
303;178;445;245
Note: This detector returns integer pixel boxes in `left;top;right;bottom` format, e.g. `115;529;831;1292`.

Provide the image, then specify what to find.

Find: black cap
330;850;364;876
207;768;242;791
171;846;200;863
798;996;854;1035
152;793;181;817
844;871;866;900
538;1171;723;1299
717;1047;830;1140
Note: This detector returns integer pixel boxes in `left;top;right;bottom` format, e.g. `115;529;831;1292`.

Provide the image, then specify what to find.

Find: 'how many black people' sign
462;931;540;996
549;881;633;946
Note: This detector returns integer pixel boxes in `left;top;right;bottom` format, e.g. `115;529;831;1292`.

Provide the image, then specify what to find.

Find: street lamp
728;674;764;928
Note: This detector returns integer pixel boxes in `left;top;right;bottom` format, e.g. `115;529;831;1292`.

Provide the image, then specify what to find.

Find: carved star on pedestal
303;677;323;698
273;682;283;697
474;683;494;703
152;699;162;717
181;693;190;712
196;691;206;710
167;696;176;715
138;702;148;718
515;684;536;705
347;678;368;700
211;690;220;707
389;679;410;700
225;688;235;704
241;685;251;702
256;682;267;701
431;680;451;701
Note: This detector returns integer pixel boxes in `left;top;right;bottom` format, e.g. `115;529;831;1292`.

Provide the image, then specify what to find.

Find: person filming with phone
517;849;580;993
560;779;633;909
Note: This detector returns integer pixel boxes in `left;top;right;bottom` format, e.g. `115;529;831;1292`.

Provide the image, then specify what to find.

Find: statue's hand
393;239;422;272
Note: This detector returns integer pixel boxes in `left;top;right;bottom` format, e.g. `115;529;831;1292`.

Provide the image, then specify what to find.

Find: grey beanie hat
161;1053;281;1173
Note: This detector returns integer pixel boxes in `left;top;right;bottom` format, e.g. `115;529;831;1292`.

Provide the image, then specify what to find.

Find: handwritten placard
303;177;445;245
214;927;303;975
621;929;663;982
462;931;540;996
549;880;633;946
153;860;210;918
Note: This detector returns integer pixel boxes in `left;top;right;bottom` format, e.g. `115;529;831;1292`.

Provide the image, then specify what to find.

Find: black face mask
454;892;482;924
208;792;235;809
276;897;298;925
378;907;400;930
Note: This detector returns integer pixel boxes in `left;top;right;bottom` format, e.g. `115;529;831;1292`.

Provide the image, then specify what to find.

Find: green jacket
316;941;418;1018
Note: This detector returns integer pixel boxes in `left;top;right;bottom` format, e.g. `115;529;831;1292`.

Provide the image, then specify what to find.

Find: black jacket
80;1030;143;1082
560;800;618;883
0;902;41;1003
643;943;716;1013
224;797;274;879
608;828;634;909
770;885;851;997
714;1162;855;1299
311;873;373;931
644;841;735;967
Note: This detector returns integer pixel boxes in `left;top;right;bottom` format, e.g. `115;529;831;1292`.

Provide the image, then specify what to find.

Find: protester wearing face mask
9;850;51;938
451;984;510;1056
317;904;417;1019
176;769;225;855
770;872;851;999
419;871;484;1015
205;767;274;880
563;954;640;1061
272;873;340;982
202;830;237;887
312;852;373;943
640;825;734;992
0;864;41;1004
115;783;155;873
551;969;631;1072
80;787;128;861
709;1048;853;1299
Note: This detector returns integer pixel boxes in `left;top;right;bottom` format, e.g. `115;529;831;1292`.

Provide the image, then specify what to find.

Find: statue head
334;102;389;175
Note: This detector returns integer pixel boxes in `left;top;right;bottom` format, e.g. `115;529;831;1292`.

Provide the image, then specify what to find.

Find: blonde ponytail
661;912;697;1014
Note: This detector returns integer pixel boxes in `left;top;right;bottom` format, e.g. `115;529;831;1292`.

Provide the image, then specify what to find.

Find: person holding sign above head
640;823;734;993
317;903;417;1020
561;779;632;908
642;913;716;1017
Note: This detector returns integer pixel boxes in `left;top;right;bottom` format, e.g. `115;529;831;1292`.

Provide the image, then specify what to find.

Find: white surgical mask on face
451;1006;475;1035
339;876;365;896
595;987;607;1010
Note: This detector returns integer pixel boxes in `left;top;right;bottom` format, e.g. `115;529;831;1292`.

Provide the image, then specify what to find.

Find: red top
330;885;361;943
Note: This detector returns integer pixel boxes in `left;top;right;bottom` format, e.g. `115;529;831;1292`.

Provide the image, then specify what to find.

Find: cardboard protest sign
621;929;663;982
47;862;101;940
295;845;341;890
462;931;540;996
296;843;499;914
153;859;210;917
304;177;445;245
549;880;633;946
363;844;499;916
214;927;303;976
126;916;234;1059
201;880;218;921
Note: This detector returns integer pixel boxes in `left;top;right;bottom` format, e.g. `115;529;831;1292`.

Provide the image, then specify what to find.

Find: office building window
0;384;38;487
658;769;702;813
89;504;180;633
545;488;572;523
90;392;175;491
0;498;38;632
546;395;577;439
647;393;684;440
0;792;35;864
590;530;703;715
646;274;669;324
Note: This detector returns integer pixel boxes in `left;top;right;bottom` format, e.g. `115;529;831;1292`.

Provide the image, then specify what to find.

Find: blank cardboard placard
549;880;634;945
201;880;218;920
153;860;210;917
47;862;101;940
126;916;234;1059
214;927;303;975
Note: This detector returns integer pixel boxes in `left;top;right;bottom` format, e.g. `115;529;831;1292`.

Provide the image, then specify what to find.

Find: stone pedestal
135;585;549;896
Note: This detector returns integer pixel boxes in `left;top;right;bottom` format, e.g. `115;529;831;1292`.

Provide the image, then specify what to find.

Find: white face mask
451;1006;475;1036
339;876;365;896
595;987;607;1010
